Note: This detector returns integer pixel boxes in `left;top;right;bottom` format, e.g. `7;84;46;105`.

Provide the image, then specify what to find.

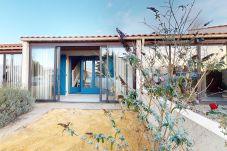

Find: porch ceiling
61;46;100;51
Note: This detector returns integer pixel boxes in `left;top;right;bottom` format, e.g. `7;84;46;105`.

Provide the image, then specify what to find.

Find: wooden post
197;45;202;97
66;55;69;96
197;45;206;98
2;54;6;85
168;45;172;76
21;41;30;90
136;39;143;98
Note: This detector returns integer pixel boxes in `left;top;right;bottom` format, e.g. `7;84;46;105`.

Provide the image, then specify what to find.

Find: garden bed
189;104;227;122
0;109;149;151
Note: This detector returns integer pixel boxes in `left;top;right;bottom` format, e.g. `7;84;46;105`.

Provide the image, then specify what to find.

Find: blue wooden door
81;58;100;94
69;56;99;94
60;55;66;95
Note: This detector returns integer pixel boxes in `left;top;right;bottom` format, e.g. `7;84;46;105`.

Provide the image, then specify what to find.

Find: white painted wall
180;109;227;151
21;41;29;89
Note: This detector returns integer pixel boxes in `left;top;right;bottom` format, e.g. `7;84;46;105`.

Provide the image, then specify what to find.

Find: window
31;46;55;100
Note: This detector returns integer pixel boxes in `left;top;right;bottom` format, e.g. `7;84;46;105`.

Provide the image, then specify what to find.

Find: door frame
69;56;100;94
55;46;107;102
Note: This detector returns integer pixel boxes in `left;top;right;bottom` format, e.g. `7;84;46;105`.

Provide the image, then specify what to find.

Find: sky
0;0;226;43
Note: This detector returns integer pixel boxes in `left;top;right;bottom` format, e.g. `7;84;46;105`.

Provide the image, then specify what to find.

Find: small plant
80;110;128;151
206;103;227;116
58;110;128;151
58;122;78;136
209;103;219;110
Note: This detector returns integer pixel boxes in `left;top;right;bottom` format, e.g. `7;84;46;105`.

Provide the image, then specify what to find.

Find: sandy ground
0;109;149;151
0;103;121;138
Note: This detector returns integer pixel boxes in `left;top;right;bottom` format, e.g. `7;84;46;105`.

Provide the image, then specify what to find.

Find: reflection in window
5;54;22;87
95;60;100;88
101;47;133;101
31;46;55;100
71;59;80;87
143;46;197;70
83;60;92;88
201;45;226;65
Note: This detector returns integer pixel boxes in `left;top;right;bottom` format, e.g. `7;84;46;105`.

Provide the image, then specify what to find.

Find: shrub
0;87;35;128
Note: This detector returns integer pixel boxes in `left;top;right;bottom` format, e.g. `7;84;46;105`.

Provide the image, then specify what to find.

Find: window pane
83;60;92;88
31;46;55;100
71;58;80;88
201;45;226;65
5;54;22;87
101;47;133;101
101;48;107;100
95;60;100;88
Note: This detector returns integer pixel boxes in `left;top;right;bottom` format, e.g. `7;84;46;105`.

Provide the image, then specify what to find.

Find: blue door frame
60;55;66;95
68;56;100;94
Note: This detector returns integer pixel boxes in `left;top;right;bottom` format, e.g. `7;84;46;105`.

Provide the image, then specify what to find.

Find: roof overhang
0;44;22;54
20;33;227;45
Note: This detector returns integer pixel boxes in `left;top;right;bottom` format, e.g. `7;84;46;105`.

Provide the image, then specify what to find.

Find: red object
209;103;218;110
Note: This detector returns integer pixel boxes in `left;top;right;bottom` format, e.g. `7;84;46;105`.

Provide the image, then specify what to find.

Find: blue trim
81;88;100;94
60;55;66;95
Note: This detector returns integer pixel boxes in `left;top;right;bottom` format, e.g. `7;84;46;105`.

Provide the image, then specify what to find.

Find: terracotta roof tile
0;44;22;53
0;44;22;49
19;32;227;42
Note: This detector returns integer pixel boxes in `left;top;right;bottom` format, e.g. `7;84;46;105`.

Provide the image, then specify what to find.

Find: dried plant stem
187;69;208;102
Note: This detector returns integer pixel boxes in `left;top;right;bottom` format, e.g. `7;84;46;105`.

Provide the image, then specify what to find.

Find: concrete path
0;102;121;139
60;94;99;102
